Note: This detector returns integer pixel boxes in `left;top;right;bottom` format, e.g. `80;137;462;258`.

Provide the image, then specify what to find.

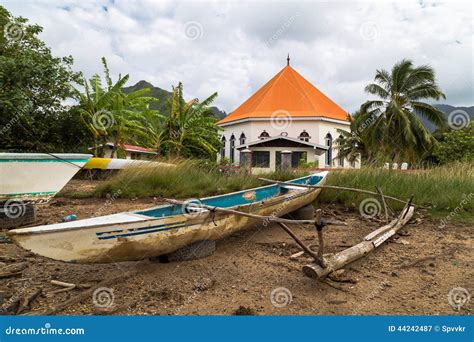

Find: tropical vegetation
336;59;452;164
432;122;474;164
140;83;222;159
318;162;474;224
72;57;157;157
0;6;86;152
0;6;222;160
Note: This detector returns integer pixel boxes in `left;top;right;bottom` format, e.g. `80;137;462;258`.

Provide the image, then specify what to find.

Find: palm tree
148;82;221;159
361;59;446;161
335;112;370;164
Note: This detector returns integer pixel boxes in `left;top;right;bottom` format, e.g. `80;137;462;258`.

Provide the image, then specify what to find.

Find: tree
432;122;474;164
145;82;222;159
72;58;156;157
335;112;371;164
361;59;446;162
0;6;85;152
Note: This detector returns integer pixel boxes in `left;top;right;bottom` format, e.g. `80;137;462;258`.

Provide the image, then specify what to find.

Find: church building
217;57;358;171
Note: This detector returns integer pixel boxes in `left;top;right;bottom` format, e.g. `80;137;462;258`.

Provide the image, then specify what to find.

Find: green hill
123;80;227;119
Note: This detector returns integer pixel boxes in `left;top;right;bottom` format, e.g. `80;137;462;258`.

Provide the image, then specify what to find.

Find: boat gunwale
9;171;327;236
0;153;93;161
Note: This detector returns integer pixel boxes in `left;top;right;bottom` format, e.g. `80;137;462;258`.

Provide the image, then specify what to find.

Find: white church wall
219;118;357;168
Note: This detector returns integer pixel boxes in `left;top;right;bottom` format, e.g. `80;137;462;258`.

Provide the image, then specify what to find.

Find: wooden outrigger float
8;172;329;263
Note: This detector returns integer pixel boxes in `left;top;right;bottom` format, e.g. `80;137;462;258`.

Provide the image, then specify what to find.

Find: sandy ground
0;180;472;315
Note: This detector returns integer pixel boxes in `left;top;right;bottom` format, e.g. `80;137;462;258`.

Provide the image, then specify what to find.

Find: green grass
318;162;474;224
95;159;308;199
92;160;473;224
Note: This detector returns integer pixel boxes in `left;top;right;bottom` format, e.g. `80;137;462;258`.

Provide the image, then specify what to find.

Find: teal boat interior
136;173;325;218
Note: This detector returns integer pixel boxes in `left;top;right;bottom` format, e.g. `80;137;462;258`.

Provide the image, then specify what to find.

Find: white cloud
1;0;472;113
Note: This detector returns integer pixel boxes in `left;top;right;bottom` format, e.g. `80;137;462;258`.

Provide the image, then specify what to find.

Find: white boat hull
0;153;92;203
9;172;327;263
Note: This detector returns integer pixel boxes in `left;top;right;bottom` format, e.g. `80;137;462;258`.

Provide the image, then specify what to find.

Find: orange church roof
217;64;348;125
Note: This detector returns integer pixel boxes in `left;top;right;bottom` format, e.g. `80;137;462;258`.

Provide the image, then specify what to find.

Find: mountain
417;104;474;132
122;80;227;119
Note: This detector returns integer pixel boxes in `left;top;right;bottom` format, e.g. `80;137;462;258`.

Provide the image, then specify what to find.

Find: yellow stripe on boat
83;157;112;170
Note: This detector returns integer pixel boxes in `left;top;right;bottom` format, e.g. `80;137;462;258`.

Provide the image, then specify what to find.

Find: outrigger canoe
0;153;92;203
8;171;328;263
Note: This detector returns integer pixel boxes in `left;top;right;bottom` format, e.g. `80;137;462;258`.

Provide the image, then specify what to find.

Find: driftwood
50;280;92;289
0;262;28;279
375;186;389;221
47;280;93;296
303;203;415;279
16;289;42;314
29;271;137;315
259;178;411;205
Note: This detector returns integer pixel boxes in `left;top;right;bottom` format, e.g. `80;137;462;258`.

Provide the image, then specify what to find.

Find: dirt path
1;180;472;315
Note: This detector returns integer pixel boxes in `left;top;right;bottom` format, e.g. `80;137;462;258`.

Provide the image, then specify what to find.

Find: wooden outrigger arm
259;177;413;206
303;199;415;279
164;198;341;267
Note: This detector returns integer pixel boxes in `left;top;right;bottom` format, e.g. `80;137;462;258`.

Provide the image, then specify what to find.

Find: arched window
338;135;344;167
325;133;333;167
239;132;246;145
229;134;235;164
258;130;270;139
220;136;226;159
298;130;310;142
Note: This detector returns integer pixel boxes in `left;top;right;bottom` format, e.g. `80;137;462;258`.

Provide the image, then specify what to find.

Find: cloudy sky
2;0;473;113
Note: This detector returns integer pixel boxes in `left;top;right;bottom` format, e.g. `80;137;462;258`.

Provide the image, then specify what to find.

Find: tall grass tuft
95;159;308;199
319;162;474;223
